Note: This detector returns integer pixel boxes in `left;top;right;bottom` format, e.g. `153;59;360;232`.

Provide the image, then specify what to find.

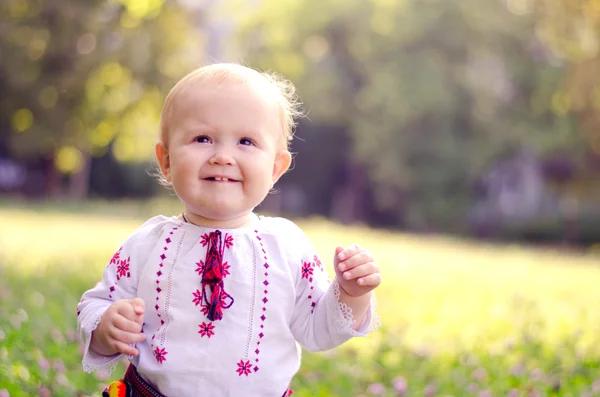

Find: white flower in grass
38;357;50;373
367;383;386;396
38;387;51;397
424;384;436;397
472;368;487;381
507;388;519;397
52;359;66;373
392;376;407;396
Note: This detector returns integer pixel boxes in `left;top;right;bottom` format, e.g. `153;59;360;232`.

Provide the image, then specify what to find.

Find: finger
111;340;140;357
129;298;145;315
338;251;373;272
333;246;344;265
356;272;382;287
108;326;147;345
117;301;137;318
341;262;378;280
337;244;362;263
114;313;144;333
117;300;144;323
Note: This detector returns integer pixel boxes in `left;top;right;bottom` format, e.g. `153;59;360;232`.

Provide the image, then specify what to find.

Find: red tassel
201;231;233;321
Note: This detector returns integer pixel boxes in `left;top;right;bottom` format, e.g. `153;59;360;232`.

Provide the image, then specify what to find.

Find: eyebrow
177;121;215;134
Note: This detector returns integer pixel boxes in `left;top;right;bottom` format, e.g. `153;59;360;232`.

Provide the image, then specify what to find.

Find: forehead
169;79;285;142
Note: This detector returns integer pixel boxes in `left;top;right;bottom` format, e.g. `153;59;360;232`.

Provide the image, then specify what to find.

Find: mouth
203;177;240;182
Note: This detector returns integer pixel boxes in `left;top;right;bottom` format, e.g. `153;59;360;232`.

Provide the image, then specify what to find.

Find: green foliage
0;0;204;173
233;0;596;228
2;0;600;229
1;267;121;397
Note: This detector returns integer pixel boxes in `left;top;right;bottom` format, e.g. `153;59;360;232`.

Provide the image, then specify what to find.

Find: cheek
244;168;272;192
171;155;195;174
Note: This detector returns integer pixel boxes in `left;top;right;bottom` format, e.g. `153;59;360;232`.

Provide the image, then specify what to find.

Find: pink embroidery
314;255;322;268
201;305;210;317
195;260;204;275
151;226;178;364
110;248;122;265
222;262;231;277
198;322;215;338
302;258;320;313
236;360;252;376
301;261;314;279
116;257;130;279
224;235;234;249
200;233;210;247
107;247;131;299
236;230;271;376
153;347;168;364
192;290;203;306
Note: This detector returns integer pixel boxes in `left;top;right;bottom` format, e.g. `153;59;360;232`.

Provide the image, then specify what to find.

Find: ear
272;150;292;184
155;142;171;182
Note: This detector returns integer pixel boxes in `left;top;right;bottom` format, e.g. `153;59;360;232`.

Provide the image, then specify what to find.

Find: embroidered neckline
179;213;262;232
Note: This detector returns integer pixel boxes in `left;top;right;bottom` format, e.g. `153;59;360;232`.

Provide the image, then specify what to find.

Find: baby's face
158;80;290;227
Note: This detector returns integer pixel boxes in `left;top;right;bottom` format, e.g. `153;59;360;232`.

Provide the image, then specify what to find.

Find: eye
194;135;211;144
239;137;254;146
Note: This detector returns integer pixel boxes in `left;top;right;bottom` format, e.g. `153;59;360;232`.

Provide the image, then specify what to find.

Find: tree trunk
67;151;92;199
45;159;63;197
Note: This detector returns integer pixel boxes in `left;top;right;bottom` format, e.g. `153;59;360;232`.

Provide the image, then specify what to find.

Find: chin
203;208;250;222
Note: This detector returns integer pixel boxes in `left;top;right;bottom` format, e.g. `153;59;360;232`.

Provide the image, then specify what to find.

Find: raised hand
90;298;146;357
334;244;381;297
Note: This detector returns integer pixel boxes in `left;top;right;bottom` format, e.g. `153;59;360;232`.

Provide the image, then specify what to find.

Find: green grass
1;200;600;396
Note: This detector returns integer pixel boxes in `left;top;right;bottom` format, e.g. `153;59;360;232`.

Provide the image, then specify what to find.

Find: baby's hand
334;245;381;297
90;298;146;357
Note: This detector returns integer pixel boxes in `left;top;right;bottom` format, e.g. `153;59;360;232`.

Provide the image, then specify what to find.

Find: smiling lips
204;176;240;182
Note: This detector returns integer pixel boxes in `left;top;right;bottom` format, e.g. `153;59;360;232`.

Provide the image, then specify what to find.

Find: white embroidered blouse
77;215;379;396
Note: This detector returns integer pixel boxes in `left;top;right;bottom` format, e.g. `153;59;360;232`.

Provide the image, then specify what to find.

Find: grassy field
1;200;600;396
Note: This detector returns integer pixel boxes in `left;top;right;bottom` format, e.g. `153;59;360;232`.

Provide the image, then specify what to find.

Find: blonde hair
159;63;303;149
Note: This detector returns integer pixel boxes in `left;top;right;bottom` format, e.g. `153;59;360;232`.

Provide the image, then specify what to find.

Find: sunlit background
1;0;600;396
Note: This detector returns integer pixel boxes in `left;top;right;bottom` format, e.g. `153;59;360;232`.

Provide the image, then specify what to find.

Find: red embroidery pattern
195;230;234;338
107;247;132;299
199;232;233;248
314;255;322;268
195;260;204;275
192;290;203;306
198;322;215;338
195;260;231;277
153;347;168;364
302;257;324;314
150;226;179;364
110;249;121;265
236;360;252;376
301;261;313;279
222;262;231;277
200;233;210;247
116;257;130;279
235;230;270;376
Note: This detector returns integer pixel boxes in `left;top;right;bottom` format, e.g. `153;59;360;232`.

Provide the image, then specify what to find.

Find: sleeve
285;221;380;353
76;217;165;374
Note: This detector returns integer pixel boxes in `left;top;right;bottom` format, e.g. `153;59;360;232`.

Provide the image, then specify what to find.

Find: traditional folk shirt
77;215;379;396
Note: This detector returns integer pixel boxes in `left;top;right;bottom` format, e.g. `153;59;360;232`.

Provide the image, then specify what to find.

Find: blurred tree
525;0;600;156
232;0;588;229
0;0;205;197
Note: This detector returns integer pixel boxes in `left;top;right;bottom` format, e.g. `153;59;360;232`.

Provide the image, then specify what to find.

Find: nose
208;146;235;166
